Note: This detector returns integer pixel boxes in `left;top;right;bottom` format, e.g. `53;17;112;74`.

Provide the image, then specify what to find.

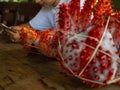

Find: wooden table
0;34;120;90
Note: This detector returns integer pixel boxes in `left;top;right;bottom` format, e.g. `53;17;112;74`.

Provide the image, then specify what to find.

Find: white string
78;16;111;76
107;78;120;84
58;16;120;84
58;35;75;75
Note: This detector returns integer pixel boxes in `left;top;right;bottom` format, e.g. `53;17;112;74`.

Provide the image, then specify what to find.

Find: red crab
57;0;120;87
19;0;120;87
20;26;59;58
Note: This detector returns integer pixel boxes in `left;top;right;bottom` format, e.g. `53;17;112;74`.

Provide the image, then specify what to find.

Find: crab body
57;0;120;87
58;25;119;86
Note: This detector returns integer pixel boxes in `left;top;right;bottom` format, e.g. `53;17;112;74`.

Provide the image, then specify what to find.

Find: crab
19;0;120;87
57;0;120;87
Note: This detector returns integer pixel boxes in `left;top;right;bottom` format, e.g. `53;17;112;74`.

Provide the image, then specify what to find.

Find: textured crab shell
38;29;58;57
20;26;58;58
58;25;119;85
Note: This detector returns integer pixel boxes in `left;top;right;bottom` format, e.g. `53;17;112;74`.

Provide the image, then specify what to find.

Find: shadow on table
26;53;120;90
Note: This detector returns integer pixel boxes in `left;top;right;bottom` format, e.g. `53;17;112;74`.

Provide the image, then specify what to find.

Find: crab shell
20;26;58;58
57;0;120;87
57;25;120;86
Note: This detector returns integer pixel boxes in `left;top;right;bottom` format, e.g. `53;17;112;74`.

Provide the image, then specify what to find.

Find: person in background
4;0;85;42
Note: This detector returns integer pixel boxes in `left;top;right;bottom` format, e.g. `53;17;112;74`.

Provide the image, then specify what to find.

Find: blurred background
0;0;41;26
0;0;33;2
0;0;120;26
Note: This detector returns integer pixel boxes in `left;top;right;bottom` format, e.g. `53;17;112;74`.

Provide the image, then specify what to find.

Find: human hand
4;25;22;43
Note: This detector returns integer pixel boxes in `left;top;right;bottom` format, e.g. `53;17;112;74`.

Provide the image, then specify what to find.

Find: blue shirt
29;0;85;31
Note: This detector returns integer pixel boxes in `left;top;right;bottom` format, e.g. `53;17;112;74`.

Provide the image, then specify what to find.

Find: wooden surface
0;34;120;90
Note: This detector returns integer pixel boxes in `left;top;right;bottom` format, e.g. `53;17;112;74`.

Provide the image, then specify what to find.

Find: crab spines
108;11;120;49
113;23;120;50
58;24;119;87
58;0;81;33
79;0;96;31
58;3;70;31
69;0;80;33
38;29;58;57
20;26;39;45
92;0;114;27
20;26;40;53
69;0;80;16
20;26;58;57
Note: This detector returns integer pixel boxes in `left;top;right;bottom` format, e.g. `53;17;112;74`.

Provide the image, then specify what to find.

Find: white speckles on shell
59;26;119;83
62;33;86;70
88;29;119;82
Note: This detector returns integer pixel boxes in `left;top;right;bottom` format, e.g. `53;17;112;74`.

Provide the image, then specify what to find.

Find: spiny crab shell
58;25;120;87
57;0;120;87
20;26;58;58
